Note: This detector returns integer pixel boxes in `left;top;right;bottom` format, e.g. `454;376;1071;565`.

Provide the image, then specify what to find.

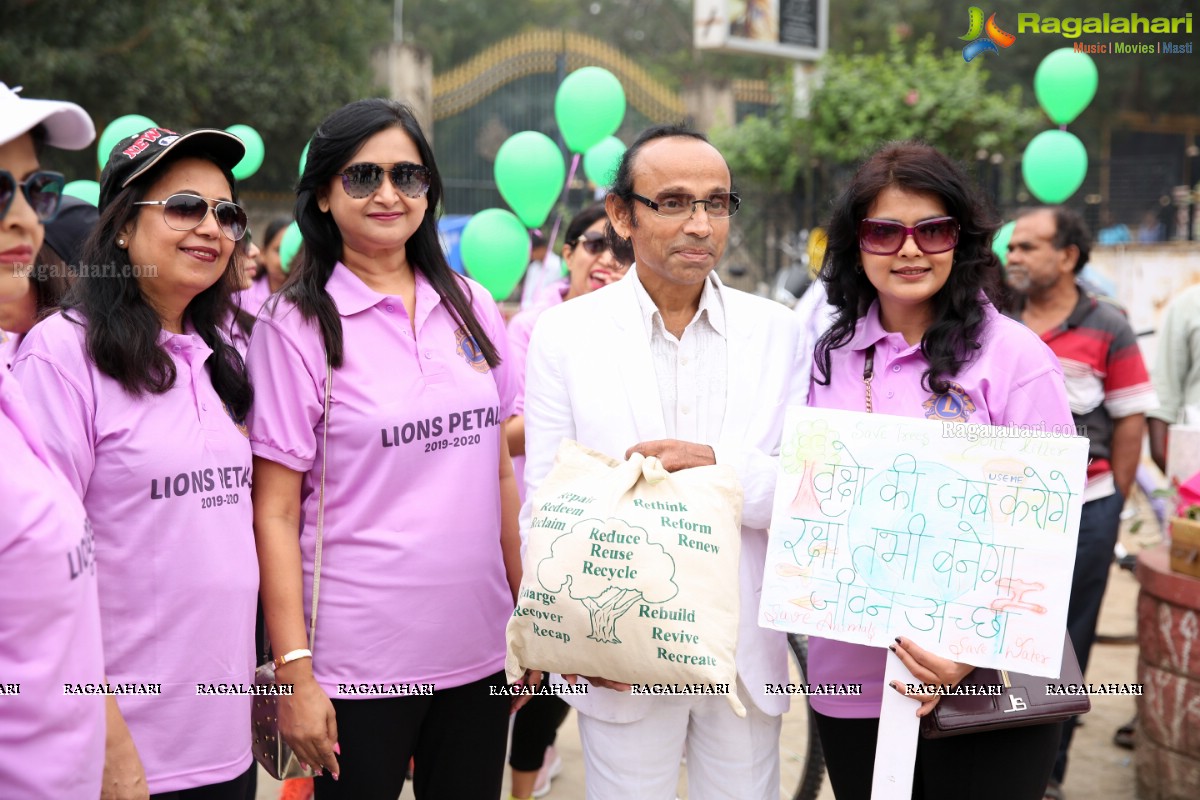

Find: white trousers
575;682;781;800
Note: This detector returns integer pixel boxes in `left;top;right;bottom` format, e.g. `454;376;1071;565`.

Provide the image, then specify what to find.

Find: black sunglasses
338;162;431;199
0;169;66;223
567;231;634;266
567;231;612;256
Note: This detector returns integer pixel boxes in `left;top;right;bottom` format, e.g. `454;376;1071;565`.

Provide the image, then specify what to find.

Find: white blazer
520;268;808;721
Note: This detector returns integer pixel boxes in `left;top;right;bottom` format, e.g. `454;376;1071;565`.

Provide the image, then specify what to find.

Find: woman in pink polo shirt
806;141;1074;800
247;98;522;799
0;83;92;370
15;126;258;799
0;83;106;800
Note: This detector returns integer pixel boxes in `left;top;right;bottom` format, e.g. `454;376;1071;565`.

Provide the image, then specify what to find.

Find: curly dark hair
813;141;1005;394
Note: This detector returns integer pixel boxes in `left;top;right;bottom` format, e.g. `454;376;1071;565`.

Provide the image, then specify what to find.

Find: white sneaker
532;745;563;798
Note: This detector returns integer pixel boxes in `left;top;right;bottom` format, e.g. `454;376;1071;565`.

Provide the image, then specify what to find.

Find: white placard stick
871;648;922;800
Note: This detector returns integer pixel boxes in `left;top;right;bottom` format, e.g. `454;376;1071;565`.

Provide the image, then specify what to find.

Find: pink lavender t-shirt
0;366;105;799
236;277;273;318
12;312;257;793
506;278;567;502
805;300;1074;718
246;263;515;698
226;280;275;357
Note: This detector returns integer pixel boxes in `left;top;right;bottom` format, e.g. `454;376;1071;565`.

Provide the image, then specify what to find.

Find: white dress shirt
630;268;728;443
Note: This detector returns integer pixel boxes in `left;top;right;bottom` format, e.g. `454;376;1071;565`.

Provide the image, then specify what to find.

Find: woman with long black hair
248;98;522;799
15;125;258;799
806;141;1073;800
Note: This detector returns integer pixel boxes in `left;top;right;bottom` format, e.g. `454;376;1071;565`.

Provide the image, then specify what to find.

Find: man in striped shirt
1006;205;1157;797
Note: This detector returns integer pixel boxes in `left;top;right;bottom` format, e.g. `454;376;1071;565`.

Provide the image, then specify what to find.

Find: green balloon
992;220;1015;266
226;124;265;181
299;141;311;177
555;67;626;154
1022;129;1088;204
97;114;157;169
460;208;530;301
63;179;100;207
583;136;626;188
279;222;304;275
494;131;565;229
1034;48;1098;125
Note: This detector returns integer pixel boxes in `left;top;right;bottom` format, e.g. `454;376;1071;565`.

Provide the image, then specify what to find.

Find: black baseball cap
98;126;245;210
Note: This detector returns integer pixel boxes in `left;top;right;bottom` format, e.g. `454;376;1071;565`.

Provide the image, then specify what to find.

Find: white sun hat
0;82;95;150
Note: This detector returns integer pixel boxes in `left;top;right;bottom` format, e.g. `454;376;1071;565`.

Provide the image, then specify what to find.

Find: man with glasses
520;124;805;800
1006;206;1157;800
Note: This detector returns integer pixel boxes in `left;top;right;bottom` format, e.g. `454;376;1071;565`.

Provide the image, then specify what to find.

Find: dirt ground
256;486;1162;800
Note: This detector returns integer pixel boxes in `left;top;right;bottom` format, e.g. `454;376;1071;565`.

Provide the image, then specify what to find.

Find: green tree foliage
404;0;772;85
0;0;390;193
710;77;805;194
827;0;1200;156
808;35;1042;166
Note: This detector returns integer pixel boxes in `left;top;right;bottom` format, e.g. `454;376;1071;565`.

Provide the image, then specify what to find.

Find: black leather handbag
920;632;1091;738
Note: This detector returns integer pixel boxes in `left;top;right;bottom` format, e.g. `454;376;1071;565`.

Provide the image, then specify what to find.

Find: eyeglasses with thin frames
630;191;740;219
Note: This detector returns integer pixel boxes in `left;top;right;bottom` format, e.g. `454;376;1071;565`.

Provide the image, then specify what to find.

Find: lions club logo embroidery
455;326;489;374
922;383;977;422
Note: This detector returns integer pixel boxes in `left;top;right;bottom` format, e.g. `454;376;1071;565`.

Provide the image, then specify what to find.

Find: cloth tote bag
506;440;746;714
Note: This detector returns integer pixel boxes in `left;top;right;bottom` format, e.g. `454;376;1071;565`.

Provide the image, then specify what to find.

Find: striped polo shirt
1031;285;1158;501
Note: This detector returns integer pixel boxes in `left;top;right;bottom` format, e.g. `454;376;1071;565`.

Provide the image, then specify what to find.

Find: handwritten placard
759;407;1089;678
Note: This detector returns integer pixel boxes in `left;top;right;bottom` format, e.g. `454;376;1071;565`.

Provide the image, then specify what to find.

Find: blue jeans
1052;488;1125;783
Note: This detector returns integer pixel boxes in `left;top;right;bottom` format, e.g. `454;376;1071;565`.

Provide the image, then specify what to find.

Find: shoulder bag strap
863;345;876;414
307;358;332;652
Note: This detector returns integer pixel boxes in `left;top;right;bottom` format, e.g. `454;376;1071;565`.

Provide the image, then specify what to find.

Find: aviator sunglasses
858;216;960;255
133;194;249;241
0;169;66;223
338;162;431;199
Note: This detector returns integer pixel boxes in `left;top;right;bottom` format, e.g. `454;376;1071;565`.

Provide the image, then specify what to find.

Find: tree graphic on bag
538;518;679;643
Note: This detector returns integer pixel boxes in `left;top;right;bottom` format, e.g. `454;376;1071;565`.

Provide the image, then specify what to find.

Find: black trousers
509;693;571;771
313;670;509;800
813;710;1061;800
149;763;255;800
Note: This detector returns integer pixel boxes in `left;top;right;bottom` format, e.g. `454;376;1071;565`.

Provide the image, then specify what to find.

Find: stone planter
1136;544;1200;799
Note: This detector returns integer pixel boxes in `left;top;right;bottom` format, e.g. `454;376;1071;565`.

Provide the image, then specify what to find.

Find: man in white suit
521;124;807;799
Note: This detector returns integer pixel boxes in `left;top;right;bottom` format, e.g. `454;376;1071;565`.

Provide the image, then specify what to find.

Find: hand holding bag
251;361;332;779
